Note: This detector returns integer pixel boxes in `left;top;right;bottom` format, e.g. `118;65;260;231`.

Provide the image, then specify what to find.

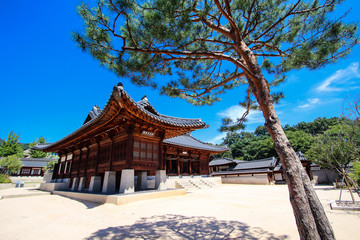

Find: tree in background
307;123;360;176
44;160;57;172
343;94;360;127
349;161;360;185
74;1;359;238
0;131;23;157
29;137;48;158
0;155;22;175
285;130;313;154
284;117;343;136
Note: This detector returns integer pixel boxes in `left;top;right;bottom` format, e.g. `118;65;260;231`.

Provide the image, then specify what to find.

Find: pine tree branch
242;0;258;39
192;15;231;38
122;46;242;66
254;1;301;41
214;0;241;40
183;72;245;100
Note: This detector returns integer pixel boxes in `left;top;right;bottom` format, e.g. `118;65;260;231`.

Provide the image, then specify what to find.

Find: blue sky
1;1;359;145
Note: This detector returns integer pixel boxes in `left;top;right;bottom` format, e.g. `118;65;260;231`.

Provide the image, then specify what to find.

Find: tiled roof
33;83;208;151
118;84;207;128
212;167;273;176
231;157;278;170
20;158;54;168
209;157;240;167
164;134;228;153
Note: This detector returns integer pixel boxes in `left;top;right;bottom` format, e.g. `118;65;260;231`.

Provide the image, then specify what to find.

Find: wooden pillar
177;150;180;175
109;138;114;171
77;148;83;178
159;139;164;170
206;153;210;175
169;154;172;174
84;146;89;177
61;153;67;179
95;141;100;176
68;151;74;176
126;126;134;169
189;151;192;175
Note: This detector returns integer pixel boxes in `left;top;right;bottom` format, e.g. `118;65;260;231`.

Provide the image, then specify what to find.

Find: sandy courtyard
0;184;359;240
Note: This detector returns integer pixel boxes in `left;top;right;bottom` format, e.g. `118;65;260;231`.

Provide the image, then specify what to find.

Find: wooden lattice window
113;140;127;162
133;140;158;161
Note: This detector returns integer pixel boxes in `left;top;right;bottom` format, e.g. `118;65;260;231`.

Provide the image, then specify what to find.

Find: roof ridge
236;157;276;164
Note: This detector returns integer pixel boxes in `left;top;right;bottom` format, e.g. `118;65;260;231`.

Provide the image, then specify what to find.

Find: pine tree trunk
243;51;335;239
263;109;321;240
299;161;336;239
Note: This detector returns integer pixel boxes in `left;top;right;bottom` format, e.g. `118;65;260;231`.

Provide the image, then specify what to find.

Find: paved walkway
0;187;50;199
0;184;359;240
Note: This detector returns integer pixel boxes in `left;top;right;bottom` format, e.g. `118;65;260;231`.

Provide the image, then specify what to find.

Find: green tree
0;131;23;157
29;137;48;158
285;117;343;136
349;161;360;185
306;123;360;176
44;160;57;172
0;155;23;174
286;130;314;153
74;1;358;238
254;125;269;137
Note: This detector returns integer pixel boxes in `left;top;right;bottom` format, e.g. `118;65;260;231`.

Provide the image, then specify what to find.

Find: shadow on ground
85;214;288;239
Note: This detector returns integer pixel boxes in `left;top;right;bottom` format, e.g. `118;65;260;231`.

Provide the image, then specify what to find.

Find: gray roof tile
231;157;278;170
209;158;240;167
164;134;228;153
20;158;54;168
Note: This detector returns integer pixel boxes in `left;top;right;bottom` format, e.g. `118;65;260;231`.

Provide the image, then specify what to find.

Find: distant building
210;152;312;185
209;157;243;172
12;158;54;176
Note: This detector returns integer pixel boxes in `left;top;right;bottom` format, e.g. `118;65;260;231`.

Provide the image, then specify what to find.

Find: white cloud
316;62;360;93
217;105;264;124
206;105;265;145
207;132;227;145
298;98;320;109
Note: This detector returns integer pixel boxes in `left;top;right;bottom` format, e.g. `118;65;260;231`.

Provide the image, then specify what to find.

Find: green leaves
29;137;48;159
0;155;22;174
306;121;360;173
0;131;23;158
75;0;358;108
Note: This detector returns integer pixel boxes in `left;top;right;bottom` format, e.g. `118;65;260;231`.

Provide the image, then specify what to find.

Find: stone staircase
175;178;219;191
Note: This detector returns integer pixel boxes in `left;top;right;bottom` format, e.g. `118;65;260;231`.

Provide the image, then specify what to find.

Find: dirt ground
0;184;359;240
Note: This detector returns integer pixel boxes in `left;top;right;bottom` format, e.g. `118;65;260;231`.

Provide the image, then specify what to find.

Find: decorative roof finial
141;95;148;101
117;82;124;90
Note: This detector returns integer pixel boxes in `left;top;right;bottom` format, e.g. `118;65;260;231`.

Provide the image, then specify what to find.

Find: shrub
0;174;11;183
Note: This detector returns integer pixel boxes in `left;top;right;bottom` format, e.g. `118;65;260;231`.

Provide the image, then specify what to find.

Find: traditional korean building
211;152;313;185
34;83;227;192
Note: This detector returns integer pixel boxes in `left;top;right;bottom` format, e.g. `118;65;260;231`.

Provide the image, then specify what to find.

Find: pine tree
73;1;358;239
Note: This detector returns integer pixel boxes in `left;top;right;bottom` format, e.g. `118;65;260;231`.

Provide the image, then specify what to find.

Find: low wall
0;183;13;189
53;189;187;205
10;176;44;183
40;182;70;192
221;174;270;185
312;169;340;184
0;183;41;189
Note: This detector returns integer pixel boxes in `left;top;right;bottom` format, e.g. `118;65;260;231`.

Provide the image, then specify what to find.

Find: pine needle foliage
73;0;357;130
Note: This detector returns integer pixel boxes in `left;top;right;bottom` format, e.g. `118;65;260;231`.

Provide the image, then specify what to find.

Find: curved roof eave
34;84;208;152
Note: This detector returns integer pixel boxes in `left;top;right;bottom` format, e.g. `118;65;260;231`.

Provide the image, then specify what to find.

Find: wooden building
15;158;54;177
34;83;227;192
209;157;243;173
211;152;313;185
0;158;53;177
